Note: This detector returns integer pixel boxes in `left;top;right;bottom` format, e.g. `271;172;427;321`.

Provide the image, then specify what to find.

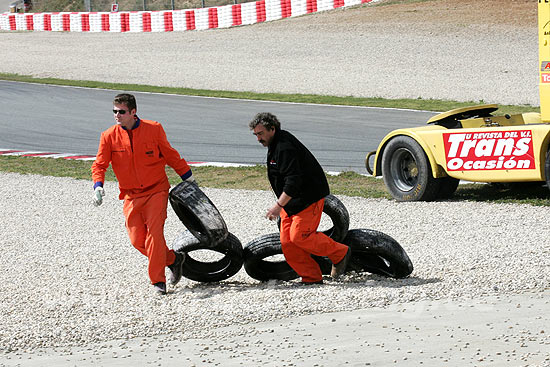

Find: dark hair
113;93;137;112
249;112;281;131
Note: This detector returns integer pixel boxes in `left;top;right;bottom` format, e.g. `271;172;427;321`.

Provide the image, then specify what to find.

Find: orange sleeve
91;131;112;184
157;124;192;178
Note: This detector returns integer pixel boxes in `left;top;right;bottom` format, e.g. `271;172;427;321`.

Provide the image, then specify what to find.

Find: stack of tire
243;195;414;281
169;181;244;282
169;181;413;283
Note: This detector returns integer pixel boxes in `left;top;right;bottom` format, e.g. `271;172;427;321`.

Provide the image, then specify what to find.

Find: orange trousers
280;198;349;283
123;190;176;284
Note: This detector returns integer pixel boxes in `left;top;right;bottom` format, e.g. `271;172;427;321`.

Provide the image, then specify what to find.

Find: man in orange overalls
249;112;351;284
92;93;193;295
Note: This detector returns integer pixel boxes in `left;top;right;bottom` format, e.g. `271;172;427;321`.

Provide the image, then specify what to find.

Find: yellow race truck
365;1;550;201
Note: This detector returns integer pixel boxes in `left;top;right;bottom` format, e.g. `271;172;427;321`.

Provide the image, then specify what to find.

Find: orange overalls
92;119;191;284
279;198;349;283
266;129;349;283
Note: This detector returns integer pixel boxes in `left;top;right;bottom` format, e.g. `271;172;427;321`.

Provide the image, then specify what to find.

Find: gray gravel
1;171;549;355
0;1;548;364
0;2;538;106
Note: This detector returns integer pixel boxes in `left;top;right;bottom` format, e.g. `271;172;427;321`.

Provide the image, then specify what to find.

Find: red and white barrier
0;0;376;32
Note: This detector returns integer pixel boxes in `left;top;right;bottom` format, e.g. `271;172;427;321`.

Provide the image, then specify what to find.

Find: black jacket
267;130;329;216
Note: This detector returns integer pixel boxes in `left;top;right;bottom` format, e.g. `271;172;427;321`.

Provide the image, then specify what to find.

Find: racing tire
169;181;228;246
435;176;460;199
343;228;413;279
172;230;243;283
321;194;350;242
381;136;440;201
545;148;550;191
276;194;349;243
243;233;333;281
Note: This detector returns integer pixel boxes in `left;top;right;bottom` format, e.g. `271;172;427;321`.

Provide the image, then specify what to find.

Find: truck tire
436;176;460;199
545;148;550;191
243;233;333;281
343;229;413;279
381;136;440;201
169;181;228;246
172;230;243;283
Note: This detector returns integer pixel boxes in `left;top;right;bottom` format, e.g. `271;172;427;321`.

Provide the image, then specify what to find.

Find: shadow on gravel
344;275;442;288
452;182;550;206
183;275;441;294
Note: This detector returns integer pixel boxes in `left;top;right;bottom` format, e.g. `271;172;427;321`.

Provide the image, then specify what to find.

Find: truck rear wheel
436;176;460;199
381;136;440;201
545;148;550;191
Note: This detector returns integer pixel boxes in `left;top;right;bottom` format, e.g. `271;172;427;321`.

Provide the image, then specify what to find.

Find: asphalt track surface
0;80;436;173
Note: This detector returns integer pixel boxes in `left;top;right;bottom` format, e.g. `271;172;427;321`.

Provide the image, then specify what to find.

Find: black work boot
331;247;351;278
153;282;167;295
167;252;185;285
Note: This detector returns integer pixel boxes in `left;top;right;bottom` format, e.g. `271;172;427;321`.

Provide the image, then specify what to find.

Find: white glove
93;187;105;207
185;175;196;184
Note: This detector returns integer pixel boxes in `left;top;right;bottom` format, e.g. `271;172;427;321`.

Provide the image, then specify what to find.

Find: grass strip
0;73;539;115
1;73;547;205
2;155;550;206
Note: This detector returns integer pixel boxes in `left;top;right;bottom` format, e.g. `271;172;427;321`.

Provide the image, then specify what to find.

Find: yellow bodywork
539;0;550;122
369;110;550;183
366;1;550;187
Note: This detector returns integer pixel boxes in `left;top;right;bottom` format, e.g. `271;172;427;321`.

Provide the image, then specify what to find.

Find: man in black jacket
249;112;351;284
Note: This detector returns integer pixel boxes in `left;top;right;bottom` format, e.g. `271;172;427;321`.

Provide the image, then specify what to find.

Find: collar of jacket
268;129;282;151
121;116;141;131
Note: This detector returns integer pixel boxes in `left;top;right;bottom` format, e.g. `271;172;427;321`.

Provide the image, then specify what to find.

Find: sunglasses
113;109;128;114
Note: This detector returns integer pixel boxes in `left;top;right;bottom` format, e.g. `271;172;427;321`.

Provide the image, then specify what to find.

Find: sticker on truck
443;130;535;171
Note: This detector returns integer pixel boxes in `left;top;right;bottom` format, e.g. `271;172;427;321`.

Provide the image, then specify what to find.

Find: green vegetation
0;73;547;206
452;182;550;206
2;155;550;206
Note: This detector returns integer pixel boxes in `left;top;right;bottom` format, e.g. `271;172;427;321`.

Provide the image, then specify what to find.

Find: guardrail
0;0;376;32
8;0;30;13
